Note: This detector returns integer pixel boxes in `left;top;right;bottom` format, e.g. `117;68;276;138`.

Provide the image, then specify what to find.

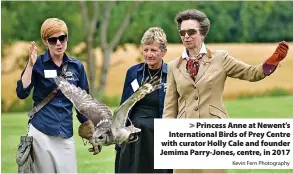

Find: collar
138;60;167;73
42;49;73;63
176;43;212;69
181;42;207;60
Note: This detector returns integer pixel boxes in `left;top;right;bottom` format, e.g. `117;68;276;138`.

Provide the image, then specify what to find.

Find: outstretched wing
54;76;113;126
111;76;161;131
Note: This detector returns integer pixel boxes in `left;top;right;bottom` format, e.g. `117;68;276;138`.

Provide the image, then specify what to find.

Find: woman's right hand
29;41;37;67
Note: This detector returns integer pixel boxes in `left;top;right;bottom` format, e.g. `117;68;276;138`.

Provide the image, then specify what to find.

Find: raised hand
29;41;37;66
266;41;289;66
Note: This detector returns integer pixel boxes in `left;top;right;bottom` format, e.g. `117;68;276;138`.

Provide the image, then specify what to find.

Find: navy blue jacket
114;62;168;173
120;62;168;118
115;62;167;152
16;50;89;138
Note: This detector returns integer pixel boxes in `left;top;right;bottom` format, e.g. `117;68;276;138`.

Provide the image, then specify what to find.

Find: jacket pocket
209;105;227;119
178;99;186;118
178;111;186;119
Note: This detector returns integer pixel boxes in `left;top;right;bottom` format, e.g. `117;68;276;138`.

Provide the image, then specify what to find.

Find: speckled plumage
54;76;161;149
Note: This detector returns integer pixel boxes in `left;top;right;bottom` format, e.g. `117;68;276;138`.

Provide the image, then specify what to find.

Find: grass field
1;95;293;173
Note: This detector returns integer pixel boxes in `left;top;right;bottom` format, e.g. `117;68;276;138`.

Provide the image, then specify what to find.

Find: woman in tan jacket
162;9;289;174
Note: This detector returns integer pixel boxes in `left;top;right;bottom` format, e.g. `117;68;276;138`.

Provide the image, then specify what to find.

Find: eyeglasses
47;35;68;45
179;28;200;36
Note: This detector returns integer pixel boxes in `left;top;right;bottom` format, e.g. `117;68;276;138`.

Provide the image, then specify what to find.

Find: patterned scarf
186;53;204;79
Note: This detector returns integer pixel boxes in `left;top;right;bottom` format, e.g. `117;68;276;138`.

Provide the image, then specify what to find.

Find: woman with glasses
16;18;92;172
115;27;172;173
163;9;289;174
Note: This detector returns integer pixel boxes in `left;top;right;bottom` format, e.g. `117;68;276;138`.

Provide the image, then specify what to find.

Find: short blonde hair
40;18;68;43
141;27;167;51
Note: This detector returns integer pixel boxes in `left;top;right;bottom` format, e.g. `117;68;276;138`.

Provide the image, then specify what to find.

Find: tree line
2;1;293;47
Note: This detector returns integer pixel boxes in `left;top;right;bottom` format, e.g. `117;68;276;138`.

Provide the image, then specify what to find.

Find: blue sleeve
76;63;89;123
120;68;132;105
16;63;36;99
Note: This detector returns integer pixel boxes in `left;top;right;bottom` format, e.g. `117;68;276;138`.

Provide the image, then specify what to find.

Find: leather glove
78;120;95;139
265;41;289;66
78;120;102;155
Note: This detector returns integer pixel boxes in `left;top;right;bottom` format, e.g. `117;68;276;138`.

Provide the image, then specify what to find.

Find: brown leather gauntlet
78;120;95;139
265;41;289;66
79;120;102;155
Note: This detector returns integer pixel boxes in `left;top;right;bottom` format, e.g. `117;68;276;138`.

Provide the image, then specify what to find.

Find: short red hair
40;18;68;44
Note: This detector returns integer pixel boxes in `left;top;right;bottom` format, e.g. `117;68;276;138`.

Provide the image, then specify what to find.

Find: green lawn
1;95;293;173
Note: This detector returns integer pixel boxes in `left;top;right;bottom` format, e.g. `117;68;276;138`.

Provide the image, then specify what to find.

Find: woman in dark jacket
115;27;171;173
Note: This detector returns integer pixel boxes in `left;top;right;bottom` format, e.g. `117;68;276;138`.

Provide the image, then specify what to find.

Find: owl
54;76;161;154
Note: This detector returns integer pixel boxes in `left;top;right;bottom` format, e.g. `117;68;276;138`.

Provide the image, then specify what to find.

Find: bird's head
93;129;111;146
93;119;113;146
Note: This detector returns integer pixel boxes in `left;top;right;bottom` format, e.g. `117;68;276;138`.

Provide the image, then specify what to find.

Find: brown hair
175;9;210;37
141;27;167;51
40;18;68;43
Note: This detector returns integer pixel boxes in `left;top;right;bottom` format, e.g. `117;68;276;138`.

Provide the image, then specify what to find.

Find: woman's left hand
265;41;289;66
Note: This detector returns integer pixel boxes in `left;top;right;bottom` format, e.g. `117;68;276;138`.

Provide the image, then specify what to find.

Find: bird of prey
54;76;161;154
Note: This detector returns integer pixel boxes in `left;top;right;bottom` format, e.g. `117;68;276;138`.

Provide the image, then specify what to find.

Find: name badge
131;79;139;92
44;70;57;78
163;82;167;92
